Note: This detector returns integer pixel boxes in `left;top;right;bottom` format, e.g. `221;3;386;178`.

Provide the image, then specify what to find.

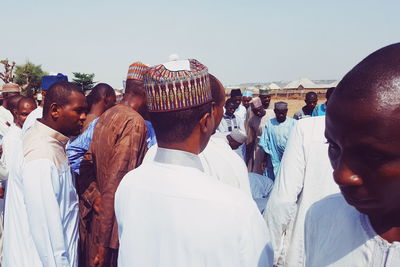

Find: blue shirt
312;103;327;117
66;118;99;175
259;117;296;180
145;120;157;148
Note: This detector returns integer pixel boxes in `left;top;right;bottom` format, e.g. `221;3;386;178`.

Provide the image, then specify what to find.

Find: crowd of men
0;43;399;267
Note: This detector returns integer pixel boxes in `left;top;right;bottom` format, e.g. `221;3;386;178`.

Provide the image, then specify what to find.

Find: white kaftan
21;106;42;135
143;134;252;196
18;121;78;267
0;106;13;141
116;147;273;267
305;194;400;267
264;116;339;266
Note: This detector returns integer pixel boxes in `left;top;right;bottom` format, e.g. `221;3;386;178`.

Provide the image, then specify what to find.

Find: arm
259;124;271;155
263;122;306;264
22;160;70;267
98;118;147;247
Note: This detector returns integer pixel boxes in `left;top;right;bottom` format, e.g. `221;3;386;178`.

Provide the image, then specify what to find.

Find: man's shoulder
98;105;145;128
307;193;358;225
119;161;253;207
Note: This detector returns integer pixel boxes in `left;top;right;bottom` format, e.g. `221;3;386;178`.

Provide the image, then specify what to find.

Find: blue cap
41;73;68;91
243;90;253;97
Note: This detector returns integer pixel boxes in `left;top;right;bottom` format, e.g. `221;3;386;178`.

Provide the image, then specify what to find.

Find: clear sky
2;0;399;88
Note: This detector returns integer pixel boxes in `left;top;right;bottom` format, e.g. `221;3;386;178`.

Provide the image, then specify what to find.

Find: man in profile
7;82;86;266
305;43;400;266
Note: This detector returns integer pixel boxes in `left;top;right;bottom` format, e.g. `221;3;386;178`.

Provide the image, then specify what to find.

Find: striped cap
127;62;149;81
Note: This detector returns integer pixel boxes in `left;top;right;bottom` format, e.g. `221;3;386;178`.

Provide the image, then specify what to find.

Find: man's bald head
16;97;37;127
331;43;400;111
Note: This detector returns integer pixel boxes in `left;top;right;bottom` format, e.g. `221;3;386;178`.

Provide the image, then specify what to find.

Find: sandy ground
270;98;326;117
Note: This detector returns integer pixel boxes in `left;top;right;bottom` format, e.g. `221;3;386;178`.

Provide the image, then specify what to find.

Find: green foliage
72;72;96;91
14;61;47;96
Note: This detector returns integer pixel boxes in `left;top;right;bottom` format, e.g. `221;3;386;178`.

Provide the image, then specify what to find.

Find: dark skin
251;105;266;118
274;109;288;123
226;135;241;150
16;99;37;128
41;91;87;137
210;76;226;132
326;82;400;242
84;93;116;131
231;96;242;110
302;95;318;115
259;94;271;109
242;96;252;109
225;102;236;117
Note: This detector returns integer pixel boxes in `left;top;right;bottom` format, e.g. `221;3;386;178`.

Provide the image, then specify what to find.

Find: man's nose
333;158;363;187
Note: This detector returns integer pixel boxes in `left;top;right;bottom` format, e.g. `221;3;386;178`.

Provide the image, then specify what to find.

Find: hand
93;246;108;266
93;197;101;215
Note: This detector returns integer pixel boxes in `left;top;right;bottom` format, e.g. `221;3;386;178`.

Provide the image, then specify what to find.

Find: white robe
21;106;42;135
116;147;273;267
0;106;13;141
234;104;247;123
305;194;400;267
264;116;339;266
143;134;252;196
8;121;79;267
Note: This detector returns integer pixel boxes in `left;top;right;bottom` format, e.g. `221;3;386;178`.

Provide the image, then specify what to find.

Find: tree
0;59;16;83
14;61;48;96
72;72;95;92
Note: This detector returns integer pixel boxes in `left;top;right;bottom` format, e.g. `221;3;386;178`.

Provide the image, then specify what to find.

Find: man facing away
7;82;86;267
293;92;318;120
79;67;148;267
260;102;296;180
115;59;273;267
305;43;400;266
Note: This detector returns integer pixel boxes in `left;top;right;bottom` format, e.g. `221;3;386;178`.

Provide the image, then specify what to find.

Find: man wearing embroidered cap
125;62;157;148
115;59;272;267
79;62;148;266
260;101;296;180
242;90;253;109
246;97;275;174
259;88;273;109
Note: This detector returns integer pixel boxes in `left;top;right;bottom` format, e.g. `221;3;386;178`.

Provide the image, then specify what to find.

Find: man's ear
49;103;61;120
199;111;213;134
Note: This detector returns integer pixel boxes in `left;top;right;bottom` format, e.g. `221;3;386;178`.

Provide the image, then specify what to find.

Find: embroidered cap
274;101;288;110
127;62;149;81
144;59;212;112
250;97;263;109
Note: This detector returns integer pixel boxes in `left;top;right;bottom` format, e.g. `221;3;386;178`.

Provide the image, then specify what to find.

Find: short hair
125;79;146;97
86;83;115;110
150;102;212;143
17;96;37;110
43;82;84;116
326;87;335;100
209;74;224;105
7;95;23;112
305;92;317;100
225;98;236;107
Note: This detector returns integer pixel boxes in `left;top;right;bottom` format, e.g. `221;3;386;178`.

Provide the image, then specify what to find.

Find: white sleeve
22;159;70;267
240;201;274;267
264;121;306;264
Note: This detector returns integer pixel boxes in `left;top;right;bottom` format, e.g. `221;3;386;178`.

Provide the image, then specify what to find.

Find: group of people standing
0;43;399;267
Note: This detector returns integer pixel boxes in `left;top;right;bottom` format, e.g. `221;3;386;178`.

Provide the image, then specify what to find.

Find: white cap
229;129;247;144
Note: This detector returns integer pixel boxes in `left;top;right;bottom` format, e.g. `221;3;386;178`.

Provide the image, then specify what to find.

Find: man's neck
369;214;400;243
302;106;313;115
88;103;105;118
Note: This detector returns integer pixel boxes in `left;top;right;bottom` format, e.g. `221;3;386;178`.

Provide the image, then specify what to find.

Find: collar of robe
33;119;69;146
154;147;204;172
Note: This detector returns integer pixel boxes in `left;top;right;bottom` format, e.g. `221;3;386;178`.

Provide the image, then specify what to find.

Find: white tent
284;78;317;89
